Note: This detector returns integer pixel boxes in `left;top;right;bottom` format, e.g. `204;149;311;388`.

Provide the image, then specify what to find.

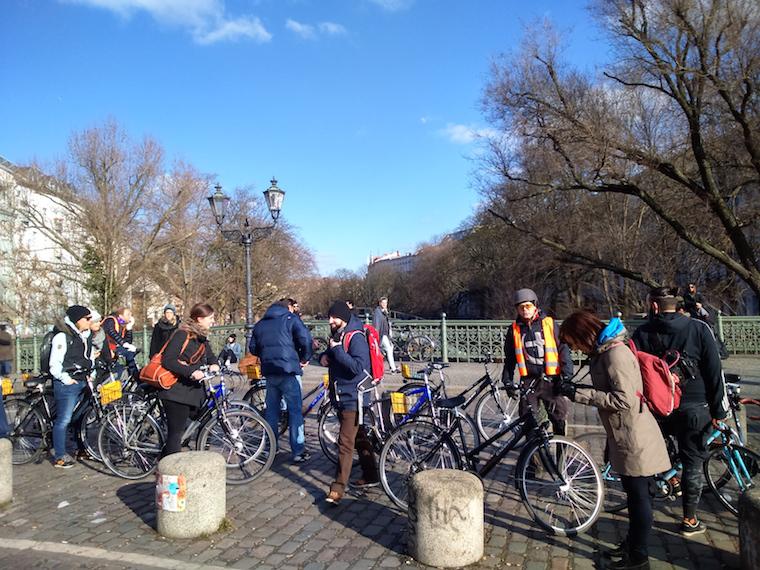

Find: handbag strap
157;330;190;358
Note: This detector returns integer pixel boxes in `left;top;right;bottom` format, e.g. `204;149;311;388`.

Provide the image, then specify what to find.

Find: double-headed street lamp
207;178;285;349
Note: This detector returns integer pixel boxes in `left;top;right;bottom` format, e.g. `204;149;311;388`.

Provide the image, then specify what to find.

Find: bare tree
481;0;760;300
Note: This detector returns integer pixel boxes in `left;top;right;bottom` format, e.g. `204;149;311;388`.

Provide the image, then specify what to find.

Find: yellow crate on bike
99;380;122;405
1;378;12;396
390;391;408;415
322;373;330;389
246;364;262;380
400;364;413;380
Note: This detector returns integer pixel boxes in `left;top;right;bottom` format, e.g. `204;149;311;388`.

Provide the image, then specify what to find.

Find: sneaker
54;455;75;469
681;517;707;536
609;556;650;570
668;476;682;498
604;540;628;559
350;478;380;489
75;449;91;461
324;490;342;505
292;451;311;464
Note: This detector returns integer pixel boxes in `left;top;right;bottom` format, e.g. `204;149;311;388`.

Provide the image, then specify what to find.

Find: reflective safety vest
512;316;560;377
103;315;127;353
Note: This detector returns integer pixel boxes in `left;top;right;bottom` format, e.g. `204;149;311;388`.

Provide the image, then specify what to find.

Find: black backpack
39;328;74;375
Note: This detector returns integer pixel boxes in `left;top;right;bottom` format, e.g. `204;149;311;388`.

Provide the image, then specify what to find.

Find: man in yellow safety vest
502;288;573;436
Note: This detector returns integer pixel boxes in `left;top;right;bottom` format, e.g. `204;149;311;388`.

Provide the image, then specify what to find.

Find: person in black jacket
160;303;218;456
320;301;379;504
149;304;181;357
632;286;729;537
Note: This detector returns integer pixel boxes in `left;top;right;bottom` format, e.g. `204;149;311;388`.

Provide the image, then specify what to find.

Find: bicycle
97;367;275;484
243;375;330;436
392;326;435;362
5;370;127;465
378;376;604;536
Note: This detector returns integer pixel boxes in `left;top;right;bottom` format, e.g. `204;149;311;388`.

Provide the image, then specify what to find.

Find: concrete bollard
156;451;226;539
0;439;11;506
740;487;760;569
407;469;484;568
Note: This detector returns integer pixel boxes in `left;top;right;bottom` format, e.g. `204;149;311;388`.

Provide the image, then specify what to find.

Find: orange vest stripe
513;317;560;377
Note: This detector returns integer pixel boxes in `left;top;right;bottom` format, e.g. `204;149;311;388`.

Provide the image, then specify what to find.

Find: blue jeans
53;380;86;459
265;374;304;458
0;360;11;376
113;347;139;379
0;394;8;439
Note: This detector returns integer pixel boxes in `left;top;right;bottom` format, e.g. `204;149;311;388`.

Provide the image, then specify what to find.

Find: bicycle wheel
517;436;603;536
243;382;287;436
574;432;627;513
439;408;481;454
474;387;519;440
5;398;47;465
704;443;760;516
406;335;434;362
98;403;165;479
379;421;461;510
77;404;103;462
196;408;275;484
318;404;342;464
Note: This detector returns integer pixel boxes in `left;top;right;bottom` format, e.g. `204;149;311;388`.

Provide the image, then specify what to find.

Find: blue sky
1;0;607;275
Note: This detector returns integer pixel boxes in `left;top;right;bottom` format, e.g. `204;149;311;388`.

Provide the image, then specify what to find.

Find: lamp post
207;179;285;350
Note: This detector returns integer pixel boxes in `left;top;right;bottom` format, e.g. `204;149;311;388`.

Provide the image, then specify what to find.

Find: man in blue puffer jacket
319;301;379;504
249;300;313;463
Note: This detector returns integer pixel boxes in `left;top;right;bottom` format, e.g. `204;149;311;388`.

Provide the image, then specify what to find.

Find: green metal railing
11;314;760;374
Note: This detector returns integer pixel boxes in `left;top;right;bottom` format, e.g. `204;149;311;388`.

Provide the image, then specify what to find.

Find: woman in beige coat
559;311;670;570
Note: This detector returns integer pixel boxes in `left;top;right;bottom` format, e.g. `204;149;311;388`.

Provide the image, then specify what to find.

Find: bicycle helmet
513;288;539;307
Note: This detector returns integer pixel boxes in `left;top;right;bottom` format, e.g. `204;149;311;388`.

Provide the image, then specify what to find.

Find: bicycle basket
246;364;262;380
99;380;122;405
400;364;413;380
1;378;12;396
322;373;330;389
390;391;408;414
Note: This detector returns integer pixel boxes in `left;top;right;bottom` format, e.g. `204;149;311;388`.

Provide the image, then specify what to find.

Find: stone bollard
156;451;226;539
0;439;11;506
407;470;484;568
740;487;760;569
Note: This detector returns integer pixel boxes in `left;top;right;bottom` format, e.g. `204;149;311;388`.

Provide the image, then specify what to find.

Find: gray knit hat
163;304;177;314
513;288;539;306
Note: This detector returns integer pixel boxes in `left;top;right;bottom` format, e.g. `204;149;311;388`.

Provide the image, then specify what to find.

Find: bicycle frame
706;424;756;493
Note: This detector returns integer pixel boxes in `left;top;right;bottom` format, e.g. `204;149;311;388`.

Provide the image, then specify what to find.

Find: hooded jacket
248;304;313;377
632;312;728;419
327;315;372;410
575;323;671;477
49;316;94;384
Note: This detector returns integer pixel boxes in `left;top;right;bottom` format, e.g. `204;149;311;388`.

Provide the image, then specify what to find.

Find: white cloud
318;22;347;36
439;123;498;145
61;0;272;44
285;18;315;39
369;0;414;12
286;19;347;39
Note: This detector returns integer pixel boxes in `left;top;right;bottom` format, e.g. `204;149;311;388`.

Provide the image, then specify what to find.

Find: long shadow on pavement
116;481;156;530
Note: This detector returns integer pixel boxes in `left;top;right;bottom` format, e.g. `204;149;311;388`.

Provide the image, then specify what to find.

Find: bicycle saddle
24;378;45;390
431;363;449;370
436;395;465;409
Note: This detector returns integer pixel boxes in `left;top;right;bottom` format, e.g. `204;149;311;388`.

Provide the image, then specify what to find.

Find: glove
505;383;519;399
123;342;137;352
558;381;577;401
126;318;135;331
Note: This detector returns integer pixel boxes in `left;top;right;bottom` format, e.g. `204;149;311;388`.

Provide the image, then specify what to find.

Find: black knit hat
328;301;352;323
66;305;91;323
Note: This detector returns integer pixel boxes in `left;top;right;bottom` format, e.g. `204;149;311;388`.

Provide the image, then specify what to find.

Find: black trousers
621;475;653;561
518;377;570;436
659;404;711;518
162;400;197;456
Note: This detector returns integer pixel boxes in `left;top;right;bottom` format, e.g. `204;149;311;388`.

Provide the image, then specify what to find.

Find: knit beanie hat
328;301;352;323
66;305;91;323
163;304;177;314
90;310;102;322
513;288;539;306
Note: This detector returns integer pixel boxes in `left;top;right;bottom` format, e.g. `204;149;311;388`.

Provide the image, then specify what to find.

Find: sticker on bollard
156;473;187;512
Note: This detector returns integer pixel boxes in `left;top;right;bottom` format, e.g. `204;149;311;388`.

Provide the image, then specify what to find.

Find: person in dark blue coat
249;300;313;463
320;301;379;504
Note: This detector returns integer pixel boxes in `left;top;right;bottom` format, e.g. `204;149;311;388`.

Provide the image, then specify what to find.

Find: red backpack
627;339;682;416
343;324;385;382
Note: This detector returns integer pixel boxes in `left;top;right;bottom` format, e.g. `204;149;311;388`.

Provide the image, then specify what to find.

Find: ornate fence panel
11;316;760;373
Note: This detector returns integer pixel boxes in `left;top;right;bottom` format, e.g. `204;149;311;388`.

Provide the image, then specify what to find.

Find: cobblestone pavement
1;358;756;570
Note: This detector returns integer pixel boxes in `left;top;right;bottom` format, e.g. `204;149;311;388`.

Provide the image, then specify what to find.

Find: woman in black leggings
559;311;671;570
159;303;218;455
